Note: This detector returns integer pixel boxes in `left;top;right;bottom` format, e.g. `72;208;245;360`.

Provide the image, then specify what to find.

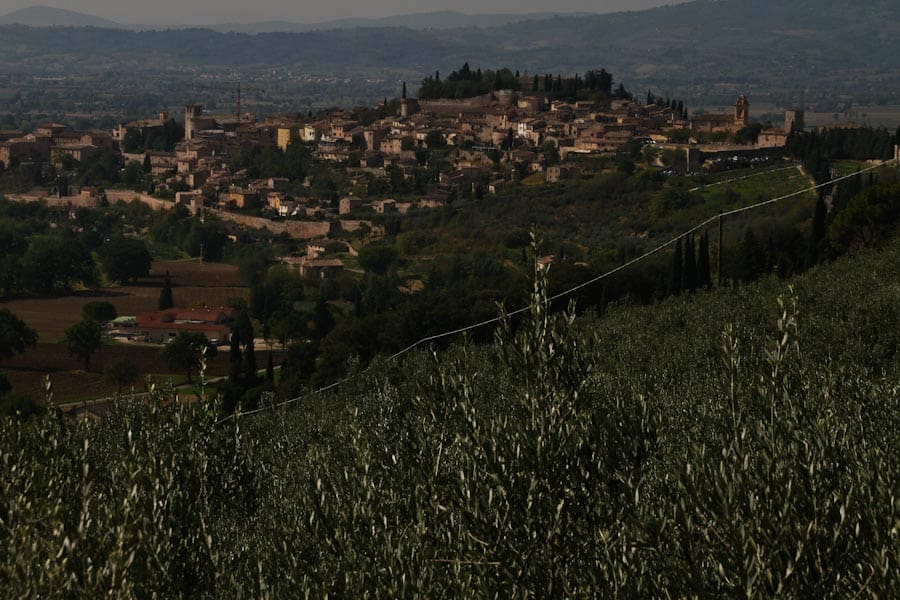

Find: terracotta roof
135;307;230;327
137;321;230;336
692;114;733;122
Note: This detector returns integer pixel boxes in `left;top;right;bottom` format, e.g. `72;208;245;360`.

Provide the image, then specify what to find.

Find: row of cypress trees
670;232;712;294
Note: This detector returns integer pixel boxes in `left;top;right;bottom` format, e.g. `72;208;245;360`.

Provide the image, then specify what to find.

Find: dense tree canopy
829;182;900;252
20;235;95;295
63;318;102;371
98;236;152;284
160;332;217;383
81;301;118;324
104;358;140;394
0;308;38;360
357;242;399;276
418;64;520;100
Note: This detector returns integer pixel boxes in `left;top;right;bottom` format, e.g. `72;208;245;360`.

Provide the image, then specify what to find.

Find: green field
694;164;814;201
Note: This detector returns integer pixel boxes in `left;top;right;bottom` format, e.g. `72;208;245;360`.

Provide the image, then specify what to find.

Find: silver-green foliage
1;245;899;597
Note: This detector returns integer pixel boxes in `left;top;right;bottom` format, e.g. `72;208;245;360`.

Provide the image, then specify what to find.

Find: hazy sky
1;0;686;24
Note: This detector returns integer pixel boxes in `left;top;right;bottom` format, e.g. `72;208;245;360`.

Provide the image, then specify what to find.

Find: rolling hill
0;0;898;109
0;5;122;28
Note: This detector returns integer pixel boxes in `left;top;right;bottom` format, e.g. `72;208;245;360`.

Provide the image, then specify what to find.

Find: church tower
400;81;418;118
734;94;749;128
184;104;203;141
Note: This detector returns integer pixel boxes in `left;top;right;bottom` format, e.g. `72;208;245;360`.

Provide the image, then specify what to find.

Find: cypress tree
242;337;258;385
765;236;778;275
697;232;712;289
158;271;174;310
670;238;683;295
57;174;69;197
737;228;763;282
683;234;698;292
228;333;242;383
312;292;335;340
808;193;828;265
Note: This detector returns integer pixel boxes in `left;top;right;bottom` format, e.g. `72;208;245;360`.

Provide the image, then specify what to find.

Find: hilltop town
1;67;803;252
3;63;896;410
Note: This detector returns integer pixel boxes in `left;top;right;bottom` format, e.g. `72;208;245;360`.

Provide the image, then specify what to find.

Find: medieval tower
785;108;805;133
184;104;203;141
734;94;749;128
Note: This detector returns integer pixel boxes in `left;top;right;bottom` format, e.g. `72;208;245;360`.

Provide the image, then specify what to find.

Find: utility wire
215;158;897;426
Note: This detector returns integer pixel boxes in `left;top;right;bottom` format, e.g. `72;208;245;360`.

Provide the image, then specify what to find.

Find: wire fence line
214;158;898;426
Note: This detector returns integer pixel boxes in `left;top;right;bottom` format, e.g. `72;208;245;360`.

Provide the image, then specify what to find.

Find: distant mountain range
1;0;898;108
0;6;121;28
0;5;595;32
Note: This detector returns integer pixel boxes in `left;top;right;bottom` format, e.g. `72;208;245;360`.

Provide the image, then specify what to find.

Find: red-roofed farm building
133;308;232;345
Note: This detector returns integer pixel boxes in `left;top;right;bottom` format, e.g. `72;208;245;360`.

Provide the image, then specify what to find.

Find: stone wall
105;190;175;211
4;188;373;241
207;208;333;239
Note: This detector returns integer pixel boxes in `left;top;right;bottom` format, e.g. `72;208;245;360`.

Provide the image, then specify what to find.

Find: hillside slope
2;228;900;595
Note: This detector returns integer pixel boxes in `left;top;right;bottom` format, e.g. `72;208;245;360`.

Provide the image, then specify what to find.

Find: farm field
0;259;247;340
1;344;276;405
0;259;261;403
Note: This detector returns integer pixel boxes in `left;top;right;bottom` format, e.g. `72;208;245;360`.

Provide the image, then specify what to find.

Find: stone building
691;95;750;133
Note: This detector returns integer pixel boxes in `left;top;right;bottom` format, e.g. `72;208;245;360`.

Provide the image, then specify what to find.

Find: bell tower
184;104;203;141
734;94;749;128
